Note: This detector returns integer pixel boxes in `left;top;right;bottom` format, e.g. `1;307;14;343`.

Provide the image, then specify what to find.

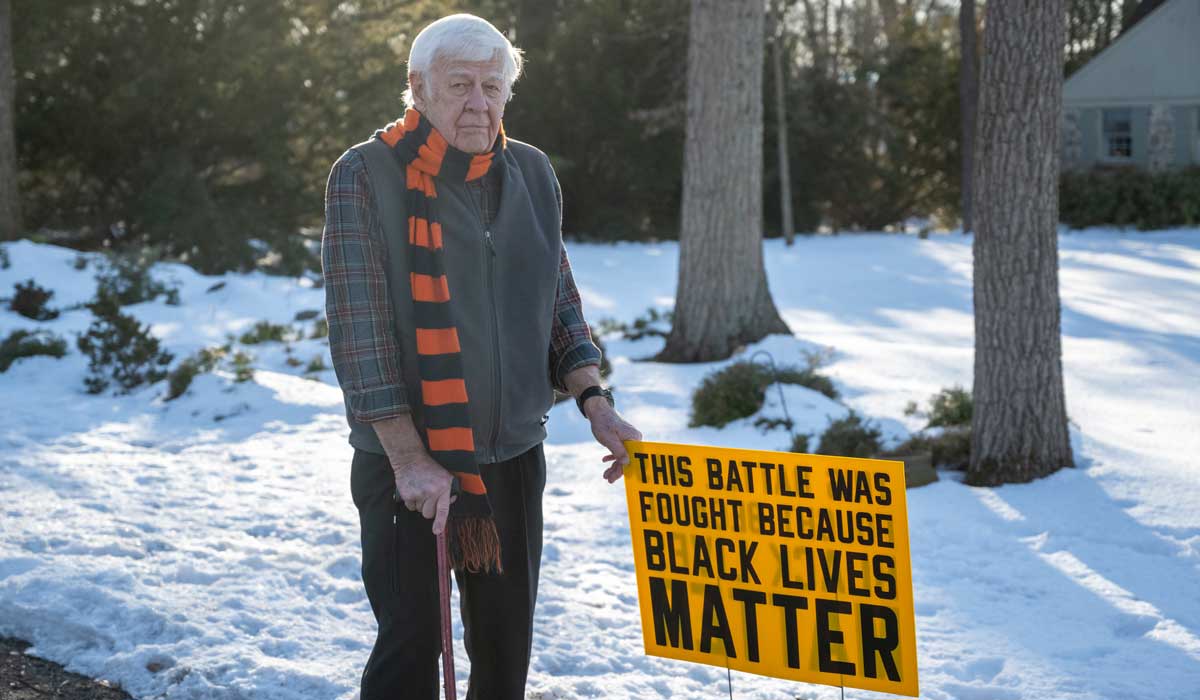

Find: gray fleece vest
343;135;563;464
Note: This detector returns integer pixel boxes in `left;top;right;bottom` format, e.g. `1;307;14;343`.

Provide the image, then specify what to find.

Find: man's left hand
584;397;643;483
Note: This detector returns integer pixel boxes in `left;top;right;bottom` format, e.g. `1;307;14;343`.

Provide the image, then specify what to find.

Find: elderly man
321;13;641;700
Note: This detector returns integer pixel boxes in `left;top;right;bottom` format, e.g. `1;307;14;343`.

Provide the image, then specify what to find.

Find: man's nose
465;82;488;112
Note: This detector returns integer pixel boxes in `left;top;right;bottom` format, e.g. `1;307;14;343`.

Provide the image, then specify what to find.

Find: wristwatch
576;385;614;417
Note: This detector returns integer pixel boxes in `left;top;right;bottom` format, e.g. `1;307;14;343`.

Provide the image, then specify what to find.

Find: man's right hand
392;450;457;535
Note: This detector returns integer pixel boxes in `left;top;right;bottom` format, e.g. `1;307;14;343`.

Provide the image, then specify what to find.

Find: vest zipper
483;229;501;464
465;183;502;465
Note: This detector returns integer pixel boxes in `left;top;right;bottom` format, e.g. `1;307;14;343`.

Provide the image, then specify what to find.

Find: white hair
402;14;524;108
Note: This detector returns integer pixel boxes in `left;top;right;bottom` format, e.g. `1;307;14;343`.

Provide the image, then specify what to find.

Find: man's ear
408;70;426;108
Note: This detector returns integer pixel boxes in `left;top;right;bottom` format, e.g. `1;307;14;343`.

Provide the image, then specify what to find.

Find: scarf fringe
448;516;503;574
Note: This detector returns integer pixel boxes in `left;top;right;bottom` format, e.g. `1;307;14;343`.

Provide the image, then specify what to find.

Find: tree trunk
772;0;795;246
0;0;20;240
657;0;790;363
877;0;901;46
958;0;977;233
968;0;1074;486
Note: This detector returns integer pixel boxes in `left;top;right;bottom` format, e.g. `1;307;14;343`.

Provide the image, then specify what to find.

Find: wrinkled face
411;55;508;154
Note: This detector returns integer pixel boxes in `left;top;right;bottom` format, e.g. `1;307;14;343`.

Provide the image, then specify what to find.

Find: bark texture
968;0;1074;485
958;0;977;233
0;0;20;240
657;0;790;363
772;0;795;246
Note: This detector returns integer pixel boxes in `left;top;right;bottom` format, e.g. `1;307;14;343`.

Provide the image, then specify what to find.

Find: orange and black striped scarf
375;107;507;573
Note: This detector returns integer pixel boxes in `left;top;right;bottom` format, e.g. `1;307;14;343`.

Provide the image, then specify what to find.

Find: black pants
351;443;546;700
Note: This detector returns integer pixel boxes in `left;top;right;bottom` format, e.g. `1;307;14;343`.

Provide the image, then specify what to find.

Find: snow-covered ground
1;229;1197;700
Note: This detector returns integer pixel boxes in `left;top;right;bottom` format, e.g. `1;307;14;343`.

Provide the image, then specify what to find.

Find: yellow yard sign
622;440;919;697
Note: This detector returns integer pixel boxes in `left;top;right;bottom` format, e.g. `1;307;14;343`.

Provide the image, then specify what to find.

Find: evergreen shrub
895;385;974;469
239;321;292;345
0;329;68;372
230;351;255;382
95;250;180;306
1060;167;1200;230
690;357;838;428
165;345;228;400
816;411;883;458
77;295;174;393
9;279;60;320
904;385;972;428
596;308;673;341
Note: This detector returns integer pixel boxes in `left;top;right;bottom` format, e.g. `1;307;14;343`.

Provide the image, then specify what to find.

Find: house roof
1123;0;1171;32
1064;0;1200;105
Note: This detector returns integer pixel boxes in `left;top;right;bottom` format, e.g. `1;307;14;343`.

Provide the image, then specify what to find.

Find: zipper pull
484;230;496;256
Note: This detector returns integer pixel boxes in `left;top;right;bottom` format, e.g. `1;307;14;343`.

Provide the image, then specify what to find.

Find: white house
1062;0;1200;171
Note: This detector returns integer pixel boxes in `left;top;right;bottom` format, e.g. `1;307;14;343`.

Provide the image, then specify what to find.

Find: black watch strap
577;385;614;417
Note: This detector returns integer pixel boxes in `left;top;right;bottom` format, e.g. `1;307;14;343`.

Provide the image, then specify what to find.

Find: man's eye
485;85;500;95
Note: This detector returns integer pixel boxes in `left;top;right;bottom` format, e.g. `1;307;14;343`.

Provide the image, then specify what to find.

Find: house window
1102;108;1133;160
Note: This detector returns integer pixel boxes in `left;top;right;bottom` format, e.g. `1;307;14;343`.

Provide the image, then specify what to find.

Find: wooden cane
395;478;460;700
436;529;457;700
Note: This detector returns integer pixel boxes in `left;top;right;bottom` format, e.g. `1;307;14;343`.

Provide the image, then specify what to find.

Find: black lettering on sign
829;468;855;502
816;598;856;675
759;461;777;495
739;461;758;493
772;463;797;497
699;584;736;658
878;513;895;548
645;453;694;487
779;544;804;590
649;576;693;650
665;531;688;575
725;460;745;492
771;593;810;670
649;494;744;531
874;471;892;506
731;588;766;663
634;452;649;483
715;538;737;581
644;529;665;571
693;535;715;579
873;554;896;600
728;498;744;533
706;458;722;490
797;506;813;538
818;548;842;593
739;539;761;585
859;604;901;681
846;551;869;597
677;455;694;486
796;465;815;498
828;468;879;504
758;502;775;536
638;490;655;524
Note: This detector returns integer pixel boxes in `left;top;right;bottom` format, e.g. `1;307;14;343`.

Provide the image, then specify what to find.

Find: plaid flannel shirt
321;147;601;424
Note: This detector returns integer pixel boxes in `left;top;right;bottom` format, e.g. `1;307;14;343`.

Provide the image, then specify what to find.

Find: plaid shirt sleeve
321;148;410;422
547;170;602;392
